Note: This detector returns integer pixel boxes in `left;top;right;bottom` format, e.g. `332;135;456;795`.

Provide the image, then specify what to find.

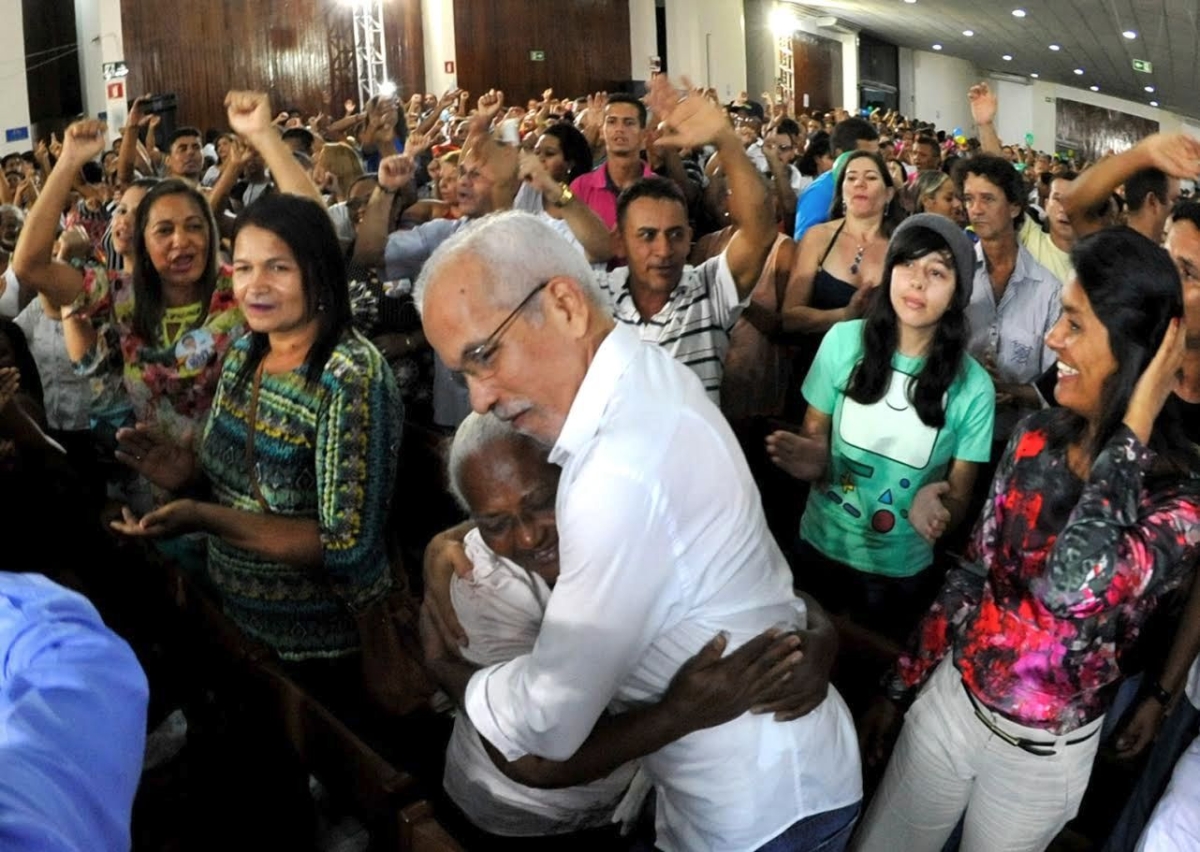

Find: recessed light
1030;73;1039;78
1122;30;1137;39
1151;100;1159;107
932;43;943;50
1074;68;1084;75
1090;85;1099;91
1049;44;1061;51
1002;54;1013;61
903;0;916;4
1144;85;1155;93
1012;8;1027;17
963;29;975;36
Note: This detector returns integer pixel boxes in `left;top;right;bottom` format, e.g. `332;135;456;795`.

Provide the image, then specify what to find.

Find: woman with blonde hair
911;169;963;225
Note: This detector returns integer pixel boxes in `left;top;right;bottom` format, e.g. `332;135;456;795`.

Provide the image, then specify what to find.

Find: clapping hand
114;423;196;491
909;481;952;544
766;429;828;482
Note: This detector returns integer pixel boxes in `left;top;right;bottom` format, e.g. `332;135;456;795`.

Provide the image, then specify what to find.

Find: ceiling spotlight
1030;72;1039;78
1074;68;1084;75
903;0;916;4
1049;44;1061;51
1012;9;1027;17
1089;85;1099;91
932;43;943;50
1002;54;1013;61
963;30;974;36
1150;100;1159;107
1122;30;1137;39
1144;85;1155;93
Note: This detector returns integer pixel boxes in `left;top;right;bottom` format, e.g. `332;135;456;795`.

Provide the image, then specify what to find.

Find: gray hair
447;410;546;511
413;210;604;318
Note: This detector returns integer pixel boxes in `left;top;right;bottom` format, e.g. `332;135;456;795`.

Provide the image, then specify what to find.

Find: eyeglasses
455;280;550;383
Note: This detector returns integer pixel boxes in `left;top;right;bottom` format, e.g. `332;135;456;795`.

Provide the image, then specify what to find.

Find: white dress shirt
444;529;638;837
463;323;862;851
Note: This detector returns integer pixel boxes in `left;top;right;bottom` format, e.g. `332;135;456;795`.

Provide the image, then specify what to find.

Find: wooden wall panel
452;0;632;105
120;0;425;137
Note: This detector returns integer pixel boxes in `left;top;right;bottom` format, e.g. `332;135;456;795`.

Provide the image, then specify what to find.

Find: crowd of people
1;66;1199;852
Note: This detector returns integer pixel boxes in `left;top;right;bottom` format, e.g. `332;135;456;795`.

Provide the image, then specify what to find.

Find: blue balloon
952;126;963;136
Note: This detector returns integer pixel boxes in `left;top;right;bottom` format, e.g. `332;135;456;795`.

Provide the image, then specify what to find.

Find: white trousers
1136;732;1200;851
851;657;1103;852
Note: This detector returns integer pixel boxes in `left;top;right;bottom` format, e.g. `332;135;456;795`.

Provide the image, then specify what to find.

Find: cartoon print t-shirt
800;319;995;577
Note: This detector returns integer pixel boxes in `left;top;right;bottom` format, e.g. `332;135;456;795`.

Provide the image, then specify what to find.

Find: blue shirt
0;574;148;852
793;170;835;241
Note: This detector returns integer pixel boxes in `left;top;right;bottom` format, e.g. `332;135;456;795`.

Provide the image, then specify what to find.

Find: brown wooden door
791;33;842;115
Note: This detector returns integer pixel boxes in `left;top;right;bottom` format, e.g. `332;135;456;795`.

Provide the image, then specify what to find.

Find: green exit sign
530;50;545;61
1132;59;1153;73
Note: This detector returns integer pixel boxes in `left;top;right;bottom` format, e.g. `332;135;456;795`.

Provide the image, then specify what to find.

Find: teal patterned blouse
200;329;402;661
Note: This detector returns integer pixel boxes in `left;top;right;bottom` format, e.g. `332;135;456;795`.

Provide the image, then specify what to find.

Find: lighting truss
350;0;388;106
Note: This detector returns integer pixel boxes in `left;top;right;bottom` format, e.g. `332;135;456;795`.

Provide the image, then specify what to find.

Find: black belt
962;680;1100;757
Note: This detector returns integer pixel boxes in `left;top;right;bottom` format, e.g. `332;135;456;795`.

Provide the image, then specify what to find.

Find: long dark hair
845;225;972;428
829;150;902;234
1048;227;1193;471
541;123;593;184
230;194;353;389
130;179;220;344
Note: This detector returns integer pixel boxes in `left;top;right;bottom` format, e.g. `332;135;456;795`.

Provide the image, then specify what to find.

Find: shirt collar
550;323;640;466
602;160;655;194
973;240;1038;285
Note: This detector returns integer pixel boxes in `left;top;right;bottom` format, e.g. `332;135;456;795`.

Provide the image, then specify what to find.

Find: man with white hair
415;76;862;852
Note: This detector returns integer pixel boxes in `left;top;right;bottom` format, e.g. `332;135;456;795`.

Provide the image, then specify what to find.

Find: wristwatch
552;184;574;207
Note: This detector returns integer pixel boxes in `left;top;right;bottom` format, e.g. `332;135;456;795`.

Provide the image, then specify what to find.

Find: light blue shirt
0;574;148;852
965;241;1062;439
793;169;835;241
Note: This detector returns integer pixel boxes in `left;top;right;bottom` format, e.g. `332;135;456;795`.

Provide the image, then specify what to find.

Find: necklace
849;243;865;276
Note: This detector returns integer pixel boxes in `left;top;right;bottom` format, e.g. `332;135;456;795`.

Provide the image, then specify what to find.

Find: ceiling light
1122;30;1137;39
903;0;916;4
1144;85;1155;93
1030;72;1039;78
963;30;974;36
1049;44;1061;51
1012;8;1027;17
1150;100;1159;107
1002;54;1013;60
932;43;943;50
1074;68;1084;75
1090;85;1099;91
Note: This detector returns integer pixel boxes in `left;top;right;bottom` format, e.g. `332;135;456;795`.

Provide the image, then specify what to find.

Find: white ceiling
786;0;1197;118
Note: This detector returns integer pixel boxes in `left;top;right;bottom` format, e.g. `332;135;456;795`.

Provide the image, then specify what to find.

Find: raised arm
967;83;1003;155
518;150;612;263
1062;133;1200;238
649;75;774;299
10;121;106;307
225;91;323;203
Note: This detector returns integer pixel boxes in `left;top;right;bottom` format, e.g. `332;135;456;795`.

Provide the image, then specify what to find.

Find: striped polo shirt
595;252;746;403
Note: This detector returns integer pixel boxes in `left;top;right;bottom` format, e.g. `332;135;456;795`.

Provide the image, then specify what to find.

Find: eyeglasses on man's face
452;280;550;385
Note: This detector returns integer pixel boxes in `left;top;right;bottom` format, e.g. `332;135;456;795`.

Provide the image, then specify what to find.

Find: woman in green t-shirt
767;214;995;648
